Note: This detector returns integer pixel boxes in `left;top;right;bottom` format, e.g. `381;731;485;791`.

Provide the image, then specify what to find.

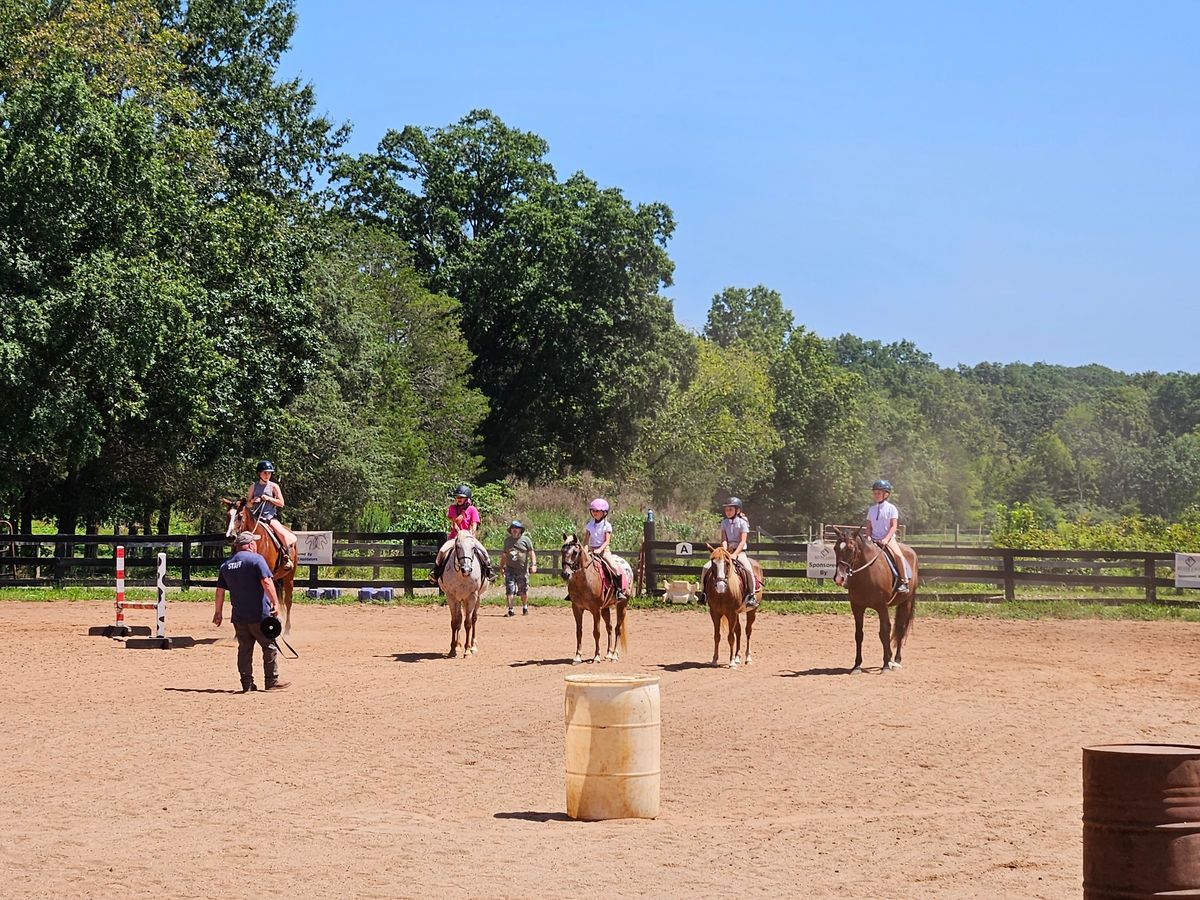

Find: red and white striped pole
114;545;126;633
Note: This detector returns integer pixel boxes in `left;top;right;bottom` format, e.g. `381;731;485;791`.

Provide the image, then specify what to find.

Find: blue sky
286;1;1198;373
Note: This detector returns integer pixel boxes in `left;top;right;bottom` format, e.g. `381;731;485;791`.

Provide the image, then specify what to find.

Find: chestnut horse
703;545;764;667
223;498;297;636
440;531;485;658
560;534;629;664
831;525;918;674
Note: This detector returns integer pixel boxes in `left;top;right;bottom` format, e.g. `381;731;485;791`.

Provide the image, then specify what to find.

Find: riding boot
283;543;295;569
744;592;758;609
885;546;909;593
429;554;444;584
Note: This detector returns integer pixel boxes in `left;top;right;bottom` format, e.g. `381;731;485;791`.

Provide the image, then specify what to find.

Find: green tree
641;338;780;509
335;109;695;480
702;285;793;359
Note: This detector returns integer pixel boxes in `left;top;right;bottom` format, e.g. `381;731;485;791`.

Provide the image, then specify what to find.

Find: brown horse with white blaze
223;497;297;635
703;544;763;667
831;525;918;674
560;534;629;664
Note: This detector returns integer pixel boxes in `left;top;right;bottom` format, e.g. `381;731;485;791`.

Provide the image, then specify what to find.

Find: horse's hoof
729;660;739;669
745;656;753;665
850;667;863;675
573;656;582;665
887;661;901;670
592;655;602;664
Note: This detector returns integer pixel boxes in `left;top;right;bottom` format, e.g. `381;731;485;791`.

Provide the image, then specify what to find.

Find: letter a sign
675;542;693;557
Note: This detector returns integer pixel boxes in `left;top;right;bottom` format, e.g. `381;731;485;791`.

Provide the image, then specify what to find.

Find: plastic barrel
1083;744;1200;898
564;674;661;820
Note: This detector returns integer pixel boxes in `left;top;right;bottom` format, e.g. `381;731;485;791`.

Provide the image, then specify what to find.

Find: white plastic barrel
564;674;661;820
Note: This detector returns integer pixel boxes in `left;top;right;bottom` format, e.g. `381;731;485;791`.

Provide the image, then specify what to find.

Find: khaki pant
877;536;908;581
597;548;629;592
233;620;279;688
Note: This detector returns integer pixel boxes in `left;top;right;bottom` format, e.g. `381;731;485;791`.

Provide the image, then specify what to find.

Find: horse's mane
709;544;733;562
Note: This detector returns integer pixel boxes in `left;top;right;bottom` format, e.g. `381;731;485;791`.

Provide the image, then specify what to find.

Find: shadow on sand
509;658;575;668
655;661;715;672
778;666;874;677
163;687;244;694
388;652;446;663
493;811;572;823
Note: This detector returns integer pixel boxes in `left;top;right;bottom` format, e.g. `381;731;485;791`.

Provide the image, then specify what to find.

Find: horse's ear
857;524;869;538
706;542;715;551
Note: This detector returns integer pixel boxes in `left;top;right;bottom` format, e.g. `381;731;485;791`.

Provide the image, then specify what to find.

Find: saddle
732;559;760;594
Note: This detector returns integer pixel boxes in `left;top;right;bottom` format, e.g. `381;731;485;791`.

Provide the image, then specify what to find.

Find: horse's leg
466;594;478;654
449;598;462;658
591;609;602;663
850;604;865;674
710;605;721;666
744;609;755;665
728;610;739;668
282;574;293;637
614;601;626;661
572;604;584;665
879;605;896;672
601;607;615;661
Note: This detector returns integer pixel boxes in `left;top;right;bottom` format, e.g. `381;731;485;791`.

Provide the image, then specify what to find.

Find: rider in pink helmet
585;498;628;600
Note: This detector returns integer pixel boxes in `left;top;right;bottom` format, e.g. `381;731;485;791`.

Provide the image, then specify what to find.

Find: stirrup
896;582;909;593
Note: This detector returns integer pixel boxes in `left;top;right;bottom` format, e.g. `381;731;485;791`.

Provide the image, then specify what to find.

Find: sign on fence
296;531;334;566
1176;552;1200;588
806;541;837;579
675;542;694;557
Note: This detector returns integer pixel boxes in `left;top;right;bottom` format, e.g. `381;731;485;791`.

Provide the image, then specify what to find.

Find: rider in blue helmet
868;480;908;593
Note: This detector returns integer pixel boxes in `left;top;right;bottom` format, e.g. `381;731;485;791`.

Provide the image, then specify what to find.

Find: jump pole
125;553;173;649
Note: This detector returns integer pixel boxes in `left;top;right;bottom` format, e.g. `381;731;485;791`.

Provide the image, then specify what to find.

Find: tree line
2;1;1198;537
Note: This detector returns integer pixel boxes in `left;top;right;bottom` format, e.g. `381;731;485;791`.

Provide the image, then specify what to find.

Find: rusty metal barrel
1083;744;1200;898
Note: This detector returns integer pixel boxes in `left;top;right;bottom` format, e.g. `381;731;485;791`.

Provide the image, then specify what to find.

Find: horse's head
831;525;871;587
707;543;733;593
452;531;476;576
561;533;582;580
222;497;246;541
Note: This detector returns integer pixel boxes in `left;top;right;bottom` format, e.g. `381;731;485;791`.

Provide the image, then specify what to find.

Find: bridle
452;534;475;575
834;534;882;583
561;538;599;579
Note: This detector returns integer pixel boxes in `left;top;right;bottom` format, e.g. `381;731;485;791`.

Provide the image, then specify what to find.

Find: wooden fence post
1002;552;1015;602
644;510;657;598
1145;555;1158;604
181;536;191;591
403;535;413;598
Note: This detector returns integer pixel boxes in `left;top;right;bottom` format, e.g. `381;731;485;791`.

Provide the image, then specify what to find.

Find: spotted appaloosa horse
702;544;764;668
440;531;485;658
560;534;628;664
223;497;297;635
831;525;918;674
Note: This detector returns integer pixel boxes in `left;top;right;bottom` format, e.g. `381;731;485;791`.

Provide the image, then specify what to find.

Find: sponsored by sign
1176;552;1200;589
296;531;333;566
807;541;837;579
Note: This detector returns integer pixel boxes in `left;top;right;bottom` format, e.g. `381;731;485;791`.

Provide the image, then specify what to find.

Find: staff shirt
217;550;273;623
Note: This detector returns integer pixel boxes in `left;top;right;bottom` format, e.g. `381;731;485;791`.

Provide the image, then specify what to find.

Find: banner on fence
806;541;837;579
296;531;334;566
1176;552;1200;588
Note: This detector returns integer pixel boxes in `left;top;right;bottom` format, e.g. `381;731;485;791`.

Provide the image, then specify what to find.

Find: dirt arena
1;599;1197;899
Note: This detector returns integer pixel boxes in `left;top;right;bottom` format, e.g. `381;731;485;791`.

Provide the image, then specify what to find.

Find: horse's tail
892;589;916;653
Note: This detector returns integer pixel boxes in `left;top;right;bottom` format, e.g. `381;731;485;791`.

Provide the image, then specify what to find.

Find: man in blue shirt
213;531;290;692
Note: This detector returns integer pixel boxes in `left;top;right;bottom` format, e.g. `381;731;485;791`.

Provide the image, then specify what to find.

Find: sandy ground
1;599;1198;899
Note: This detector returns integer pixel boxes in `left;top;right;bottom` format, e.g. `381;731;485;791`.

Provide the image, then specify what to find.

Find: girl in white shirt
585;498;628;600
867;479;908;593
698;497;758;608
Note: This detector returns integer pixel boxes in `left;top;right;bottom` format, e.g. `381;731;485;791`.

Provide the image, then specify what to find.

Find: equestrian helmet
872;479;893;493
452;484;472;499
509;519;525;531
256;460;275;473
723;496;743;510
589;498;610;512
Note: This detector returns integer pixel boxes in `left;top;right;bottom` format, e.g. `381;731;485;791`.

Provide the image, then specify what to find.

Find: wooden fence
639;516;1193;603
2;526;1195;604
